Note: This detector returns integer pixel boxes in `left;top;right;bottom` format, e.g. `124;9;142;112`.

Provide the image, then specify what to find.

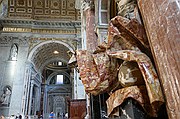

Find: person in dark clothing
19;115;22;119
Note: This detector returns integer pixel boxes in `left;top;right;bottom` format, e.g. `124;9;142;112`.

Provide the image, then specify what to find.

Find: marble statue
0;87;11;105
9;44;18;60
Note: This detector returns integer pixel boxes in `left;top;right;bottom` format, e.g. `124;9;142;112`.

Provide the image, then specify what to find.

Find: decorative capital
81;0;95;11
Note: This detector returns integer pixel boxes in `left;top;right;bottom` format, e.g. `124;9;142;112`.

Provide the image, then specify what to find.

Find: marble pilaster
28;82;34;115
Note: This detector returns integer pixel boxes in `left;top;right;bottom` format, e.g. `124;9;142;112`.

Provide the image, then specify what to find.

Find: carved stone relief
0;36;29;47
0;36;13;46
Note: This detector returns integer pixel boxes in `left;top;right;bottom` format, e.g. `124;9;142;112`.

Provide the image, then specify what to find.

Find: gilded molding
2;27;80;34
0;19;81;34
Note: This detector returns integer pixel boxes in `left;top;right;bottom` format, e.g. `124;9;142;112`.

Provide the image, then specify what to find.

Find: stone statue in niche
0;87;11;106
9;44;18;61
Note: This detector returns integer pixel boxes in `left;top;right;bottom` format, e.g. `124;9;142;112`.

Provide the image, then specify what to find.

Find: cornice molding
0;19;81;29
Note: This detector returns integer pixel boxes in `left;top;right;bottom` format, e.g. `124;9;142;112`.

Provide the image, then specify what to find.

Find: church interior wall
0;0;83;118
0;34;30;116
4;0;180;118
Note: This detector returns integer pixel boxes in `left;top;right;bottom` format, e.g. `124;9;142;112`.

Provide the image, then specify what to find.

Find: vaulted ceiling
0;0;80;72
30;42;71;72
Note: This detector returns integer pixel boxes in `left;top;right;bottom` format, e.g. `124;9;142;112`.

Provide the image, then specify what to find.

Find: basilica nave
0;0;179;119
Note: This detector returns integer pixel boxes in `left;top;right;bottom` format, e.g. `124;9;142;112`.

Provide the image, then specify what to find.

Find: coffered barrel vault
8;0;81;20
28;40;74;72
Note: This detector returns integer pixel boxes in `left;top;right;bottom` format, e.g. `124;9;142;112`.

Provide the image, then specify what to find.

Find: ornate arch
46;71;71;85
27;40;75;72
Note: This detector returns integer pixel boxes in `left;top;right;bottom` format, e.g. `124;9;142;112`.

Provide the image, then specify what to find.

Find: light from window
53;50;59;54
99;0;109;25
57;75;63;84
58;62;62;66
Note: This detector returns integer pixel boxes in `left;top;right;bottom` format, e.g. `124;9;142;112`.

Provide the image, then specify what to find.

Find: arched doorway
43;62;72;118
24;40;75;118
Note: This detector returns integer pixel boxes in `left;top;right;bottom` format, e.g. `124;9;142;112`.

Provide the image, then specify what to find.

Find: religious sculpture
0;1;7;18
0;87;11;106
9;44;18;61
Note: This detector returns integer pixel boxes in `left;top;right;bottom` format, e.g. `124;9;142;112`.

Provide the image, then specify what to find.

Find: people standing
19;114;22;119
49;112;54;119
65;113;68;119
15;113;22;119
39;115;43;119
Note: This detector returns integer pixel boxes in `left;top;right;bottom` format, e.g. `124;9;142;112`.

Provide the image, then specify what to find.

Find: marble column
81;0;98;118
43;84;48;116
37;86;41;112
23;64;31;115
82;0;98;52
137;0;180;119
